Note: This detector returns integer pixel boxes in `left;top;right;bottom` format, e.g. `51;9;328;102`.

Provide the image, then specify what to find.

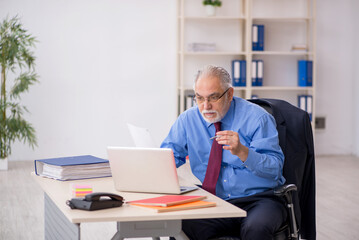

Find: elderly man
161;65;287;240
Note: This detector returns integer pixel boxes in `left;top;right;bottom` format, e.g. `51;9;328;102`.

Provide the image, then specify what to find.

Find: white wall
314;0;356;155
1;0;358;160
0;0;177;160
353;0;359;156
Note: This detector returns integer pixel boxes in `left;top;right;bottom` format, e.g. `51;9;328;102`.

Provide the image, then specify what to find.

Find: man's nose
203;99;212;109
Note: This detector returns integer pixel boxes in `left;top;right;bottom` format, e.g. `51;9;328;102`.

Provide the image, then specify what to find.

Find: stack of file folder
34;155;112;181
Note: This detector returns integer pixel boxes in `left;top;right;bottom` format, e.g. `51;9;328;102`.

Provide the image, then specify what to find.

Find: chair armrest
274;184;299;239
273;184;297;197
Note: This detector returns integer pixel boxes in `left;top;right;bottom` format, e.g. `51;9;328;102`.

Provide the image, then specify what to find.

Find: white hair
193;65;232;90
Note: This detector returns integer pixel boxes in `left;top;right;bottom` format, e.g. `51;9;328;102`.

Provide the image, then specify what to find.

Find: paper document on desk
127;123;157;148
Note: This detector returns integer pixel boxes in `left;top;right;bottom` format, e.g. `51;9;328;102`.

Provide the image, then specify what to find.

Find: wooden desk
32;173;246;240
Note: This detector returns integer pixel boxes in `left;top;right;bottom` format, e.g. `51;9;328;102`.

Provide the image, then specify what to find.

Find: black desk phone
66;192;124;211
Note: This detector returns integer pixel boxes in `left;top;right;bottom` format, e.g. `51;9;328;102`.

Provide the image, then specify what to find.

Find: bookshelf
177;0;316;128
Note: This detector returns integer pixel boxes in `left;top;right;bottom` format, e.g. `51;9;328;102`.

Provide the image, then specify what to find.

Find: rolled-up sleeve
243;114;284;181
160;114;188;168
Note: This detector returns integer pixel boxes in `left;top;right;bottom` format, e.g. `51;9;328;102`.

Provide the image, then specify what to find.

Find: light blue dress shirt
161;97;285;200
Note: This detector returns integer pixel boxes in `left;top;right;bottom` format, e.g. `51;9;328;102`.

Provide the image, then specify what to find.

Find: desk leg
44;193;80;240
111;220;188;240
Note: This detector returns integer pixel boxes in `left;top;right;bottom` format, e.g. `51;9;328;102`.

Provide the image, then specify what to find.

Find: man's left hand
216;130;249;162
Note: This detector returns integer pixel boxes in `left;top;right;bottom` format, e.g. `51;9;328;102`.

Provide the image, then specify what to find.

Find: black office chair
213;98;316;240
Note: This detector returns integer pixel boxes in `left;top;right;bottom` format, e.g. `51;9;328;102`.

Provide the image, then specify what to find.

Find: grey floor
0;155;358;240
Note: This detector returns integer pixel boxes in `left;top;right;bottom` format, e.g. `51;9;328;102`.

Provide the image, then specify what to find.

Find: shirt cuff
241;148;259;171
175;157;186;168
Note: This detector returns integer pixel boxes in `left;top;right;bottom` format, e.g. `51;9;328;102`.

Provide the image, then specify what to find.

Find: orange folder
130;200;216;213
128;195;207;207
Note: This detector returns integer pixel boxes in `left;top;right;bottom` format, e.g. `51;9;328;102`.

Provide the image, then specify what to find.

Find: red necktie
202;122;222;195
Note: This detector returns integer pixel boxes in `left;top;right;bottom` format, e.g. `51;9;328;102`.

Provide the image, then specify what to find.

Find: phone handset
67;192;124;211
85;192;123;202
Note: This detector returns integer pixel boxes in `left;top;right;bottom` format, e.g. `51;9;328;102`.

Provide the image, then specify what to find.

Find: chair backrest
248;98;316;240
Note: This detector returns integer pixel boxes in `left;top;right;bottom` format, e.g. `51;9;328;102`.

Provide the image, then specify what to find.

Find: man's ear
228;87;234;100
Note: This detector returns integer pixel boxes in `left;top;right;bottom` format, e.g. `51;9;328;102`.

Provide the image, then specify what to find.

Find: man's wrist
238;146;249;162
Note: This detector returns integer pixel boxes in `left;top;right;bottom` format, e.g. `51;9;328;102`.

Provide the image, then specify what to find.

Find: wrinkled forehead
195;76;224;95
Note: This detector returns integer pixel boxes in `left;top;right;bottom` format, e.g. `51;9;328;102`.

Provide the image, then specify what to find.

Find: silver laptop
107;146;198;194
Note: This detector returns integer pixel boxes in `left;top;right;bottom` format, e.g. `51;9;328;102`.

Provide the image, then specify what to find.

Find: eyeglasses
194;88;230;104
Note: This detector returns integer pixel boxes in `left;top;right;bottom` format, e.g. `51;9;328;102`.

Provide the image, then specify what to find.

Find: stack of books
128;195;216;213
34;155;112;181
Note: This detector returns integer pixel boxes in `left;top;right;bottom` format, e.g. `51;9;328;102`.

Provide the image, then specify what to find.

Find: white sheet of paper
127;123;157;148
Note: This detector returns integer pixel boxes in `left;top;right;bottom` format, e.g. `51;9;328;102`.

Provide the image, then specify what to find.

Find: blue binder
232;60;241;86
239;60;246;86
34;155;111;180
306;61;313;87
252;25;264;51
232;60;246;87
298;95;307;111
251;60;257;86
298;60;313;86
306;95;313;121
297;95;313;121
251;60;263;86
252;25;258;51
258;25;264;51
256;60;263;86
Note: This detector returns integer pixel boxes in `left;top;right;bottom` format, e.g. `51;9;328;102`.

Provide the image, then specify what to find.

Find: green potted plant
0;16;38;170
203;0;222;16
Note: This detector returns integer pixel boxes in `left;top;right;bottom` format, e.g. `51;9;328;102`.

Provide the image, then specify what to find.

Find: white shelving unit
177;0;316;128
